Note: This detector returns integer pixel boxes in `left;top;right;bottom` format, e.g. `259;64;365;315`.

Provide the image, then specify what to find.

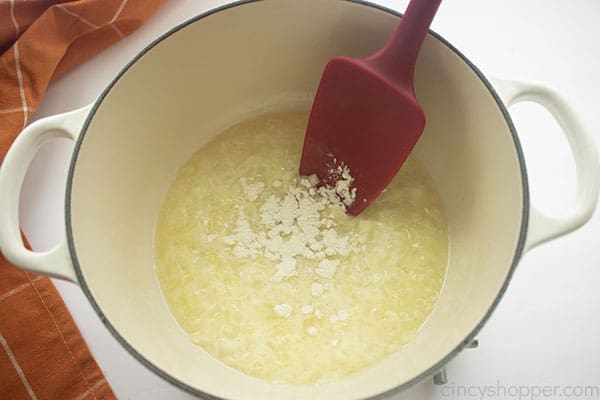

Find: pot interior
68;1;525;399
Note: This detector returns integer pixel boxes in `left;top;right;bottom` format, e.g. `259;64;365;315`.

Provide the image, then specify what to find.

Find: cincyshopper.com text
440;380;600;399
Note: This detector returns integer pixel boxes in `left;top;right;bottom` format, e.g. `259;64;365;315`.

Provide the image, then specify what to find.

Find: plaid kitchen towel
0;1;165;398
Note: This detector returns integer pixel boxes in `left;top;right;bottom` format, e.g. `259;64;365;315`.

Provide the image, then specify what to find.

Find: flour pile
223;165;363;294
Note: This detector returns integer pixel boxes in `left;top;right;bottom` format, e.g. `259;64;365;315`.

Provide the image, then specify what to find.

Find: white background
17;0;600;399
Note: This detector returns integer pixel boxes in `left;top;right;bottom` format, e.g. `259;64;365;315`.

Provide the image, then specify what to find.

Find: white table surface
17;0;600;399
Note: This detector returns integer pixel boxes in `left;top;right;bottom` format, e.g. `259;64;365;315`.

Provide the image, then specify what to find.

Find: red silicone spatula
299;0;442;216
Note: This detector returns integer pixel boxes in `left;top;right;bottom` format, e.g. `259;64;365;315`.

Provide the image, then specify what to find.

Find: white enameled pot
0;1;598;399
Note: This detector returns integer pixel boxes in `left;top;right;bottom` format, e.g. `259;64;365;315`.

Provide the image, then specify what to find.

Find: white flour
273;303;292;318
239;178;265;202
224;171;362;289
222;167;362;327
319;161;357;208
311;282;325;297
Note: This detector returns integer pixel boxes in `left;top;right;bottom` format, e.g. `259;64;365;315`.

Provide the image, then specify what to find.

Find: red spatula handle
366;0;442;90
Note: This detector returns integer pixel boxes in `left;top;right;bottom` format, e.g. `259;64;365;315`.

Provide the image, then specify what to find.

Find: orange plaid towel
0;1;164;398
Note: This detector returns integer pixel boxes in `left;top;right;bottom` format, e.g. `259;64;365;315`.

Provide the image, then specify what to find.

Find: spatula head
300;56;425;216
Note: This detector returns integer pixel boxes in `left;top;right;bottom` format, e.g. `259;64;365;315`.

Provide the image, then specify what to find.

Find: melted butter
154;111;448;384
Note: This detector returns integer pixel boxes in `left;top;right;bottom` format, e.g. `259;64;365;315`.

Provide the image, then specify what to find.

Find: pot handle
492;78;599;251
0;104;92;283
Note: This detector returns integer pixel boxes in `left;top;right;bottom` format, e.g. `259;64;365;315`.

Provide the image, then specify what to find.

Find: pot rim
64;1;529;399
